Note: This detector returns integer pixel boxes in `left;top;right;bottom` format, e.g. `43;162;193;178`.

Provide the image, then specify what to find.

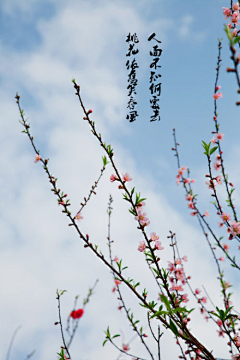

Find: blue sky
1;0;240;359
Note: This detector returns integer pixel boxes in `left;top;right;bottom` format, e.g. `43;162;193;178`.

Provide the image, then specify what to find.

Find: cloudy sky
1;0;240;359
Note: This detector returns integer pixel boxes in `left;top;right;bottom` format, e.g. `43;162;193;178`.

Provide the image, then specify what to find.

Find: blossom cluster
110;172;133;188
223;2;240;34
213;85;223;100
176;166;195;185
135;201;150;228
167;257;189;303
218;210;240;240
138;231;164;253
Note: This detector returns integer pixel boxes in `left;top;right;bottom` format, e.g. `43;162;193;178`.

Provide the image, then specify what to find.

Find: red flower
70;308;84;319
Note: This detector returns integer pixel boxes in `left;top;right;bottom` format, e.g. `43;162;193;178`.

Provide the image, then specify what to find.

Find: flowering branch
107;195;155;360
56;289;71;360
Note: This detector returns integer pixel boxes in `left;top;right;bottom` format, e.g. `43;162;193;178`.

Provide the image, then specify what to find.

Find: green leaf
169;319;180;336
102;156;109;167
151;267;160;277
210;146;218;156
160;295;172;313
224;24;233;44
150;310;170;319
201;141;211;156
233;35;240;45
129;208;136;215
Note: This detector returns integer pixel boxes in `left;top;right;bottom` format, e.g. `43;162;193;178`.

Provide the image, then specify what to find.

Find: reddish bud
70;308;84;319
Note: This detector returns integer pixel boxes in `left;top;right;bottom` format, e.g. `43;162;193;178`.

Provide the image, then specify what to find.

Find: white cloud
178;15;206;42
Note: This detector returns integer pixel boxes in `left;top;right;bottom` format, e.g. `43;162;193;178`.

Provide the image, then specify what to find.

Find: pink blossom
188;201;194;209
223;7;231;19
217;329;225;337
170;284;183;292
216;175;223;184
178;166;186;175
181;294;189;303
230;220;240;236
114;256;119;262
222;281;231;289
223;243;230;252
155;241;164;250
150;232;159;241
233;2;240;11
175;269;184;282
201;297;207;304
138;241;146;252
211;137;216;144
232;11;240;25
219;257;224;261
195;288;201;295
215;85;221;91
110;174;117;182
206;180;215;189
213;92;223;100
232;27;238;37
232;355;240;360
122;343;130;352
115;279;121;286
167;261;175;272
213;161;221;171
235;336;240;347
191;211;197;216
176;178;180;185
204;210;210;217
216;132;224;141
220;212;231;222
75;212;83;221
184;178;191;184
186;194;193;202
217;319;223;327
136;201;146;208
175;258;181;265
122;172;133;182
175;284;183;292
34;154;41;163
135;208;150;227
182;255;188;262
